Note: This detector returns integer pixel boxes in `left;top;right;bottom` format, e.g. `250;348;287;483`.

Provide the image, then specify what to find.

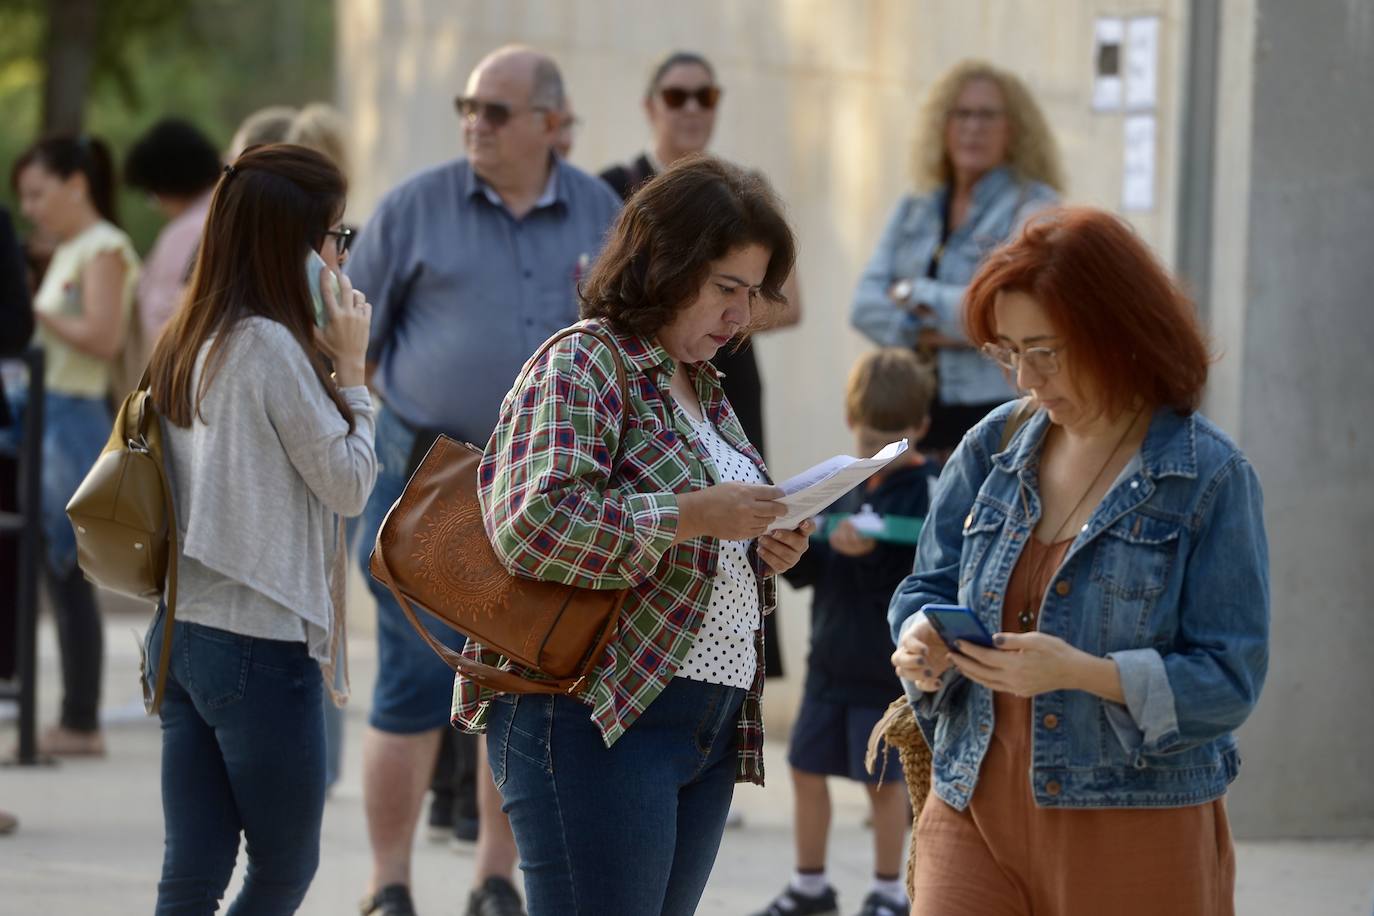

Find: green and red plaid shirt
452;319;777;784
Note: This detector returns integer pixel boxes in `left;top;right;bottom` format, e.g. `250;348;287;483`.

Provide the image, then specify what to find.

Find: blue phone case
921;604;996;650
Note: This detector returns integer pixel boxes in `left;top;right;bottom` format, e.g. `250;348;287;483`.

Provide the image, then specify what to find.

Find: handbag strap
147;437;179;715
511;325;630;431
998;396;1037;453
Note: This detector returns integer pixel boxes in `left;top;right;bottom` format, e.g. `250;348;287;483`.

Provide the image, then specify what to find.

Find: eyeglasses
324;227;354;256
948;107;1006;126
658;86;722;110
454;96;549;128
981;342;1062;376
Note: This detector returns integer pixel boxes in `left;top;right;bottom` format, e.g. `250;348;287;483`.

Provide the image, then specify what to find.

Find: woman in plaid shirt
460;157;813;915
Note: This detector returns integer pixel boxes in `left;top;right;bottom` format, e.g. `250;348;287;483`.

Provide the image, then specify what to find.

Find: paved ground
2;605;1371;915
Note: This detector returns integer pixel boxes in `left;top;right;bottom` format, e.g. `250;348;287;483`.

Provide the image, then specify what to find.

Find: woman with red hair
890;207;1269;914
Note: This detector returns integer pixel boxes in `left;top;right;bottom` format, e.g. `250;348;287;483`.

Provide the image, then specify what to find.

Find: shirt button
1055;580;1071;596
1043;713;1059;730
1045;780;1062;797
1130;480;1140;489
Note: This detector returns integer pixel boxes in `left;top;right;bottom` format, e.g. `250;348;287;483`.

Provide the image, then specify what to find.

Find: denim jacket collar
993;405;1199;482
933;165;1016;213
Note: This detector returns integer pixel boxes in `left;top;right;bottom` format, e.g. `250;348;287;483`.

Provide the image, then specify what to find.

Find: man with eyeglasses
346;44;620;916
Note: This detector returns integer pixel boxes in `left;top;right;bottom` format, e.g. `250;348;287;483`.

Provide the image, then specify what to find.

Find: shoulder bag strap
147;445;179;715
998;397;1037;453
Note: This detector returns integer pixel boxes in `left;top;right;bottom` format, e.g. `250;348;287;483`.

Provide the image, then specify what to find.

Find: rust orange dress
911;537;1235;916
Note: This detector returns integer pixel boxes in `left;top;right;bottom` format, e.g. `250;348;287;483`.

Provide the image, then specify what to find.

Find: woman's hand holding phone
892;611;955;693
314;266;370;387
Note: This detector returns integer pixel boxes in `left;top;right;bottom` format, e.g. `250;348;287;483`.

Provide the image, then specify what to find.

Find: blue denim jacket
890;401;1269;810
850;167;1058;405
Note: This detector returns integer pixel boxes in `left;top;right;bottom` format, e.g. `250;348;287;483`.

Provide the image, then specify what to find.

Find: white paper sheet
1122;114;1156;211
767;440;909;532
1124;16;1160;110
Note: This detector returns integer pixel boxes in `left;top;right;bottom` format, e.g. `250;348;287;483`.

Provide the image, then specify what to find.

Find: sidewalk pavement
2;605;1371;915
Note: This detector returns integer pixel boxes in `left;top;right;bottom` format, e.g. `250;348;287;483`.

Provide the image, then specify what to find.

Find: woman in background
851;59;1063;458
11;135;140;757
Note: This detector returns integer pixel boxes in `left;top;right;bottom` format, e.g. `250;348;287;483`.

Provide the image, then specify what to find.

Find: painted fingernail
994;635;1006;646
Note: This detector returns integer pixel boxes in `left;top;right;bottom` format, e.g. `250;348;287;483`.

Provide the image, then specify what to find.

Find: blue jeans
486;677;745;916
146;610;326;915
0;386;111;574
353;405;465;733
3;383;110;729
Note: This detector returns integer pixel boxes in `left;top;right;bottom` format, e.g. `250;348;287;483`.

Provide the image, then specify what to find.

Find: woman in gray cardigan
145;144;377;915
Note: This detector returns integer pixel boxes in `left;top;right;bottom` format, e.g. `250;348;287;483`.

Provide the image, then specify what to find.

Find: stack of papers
766;440;909;533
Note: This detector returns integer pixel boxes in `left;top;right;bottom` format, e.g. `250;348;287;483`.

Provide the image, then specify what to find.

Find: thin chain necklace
1016;405;1145;631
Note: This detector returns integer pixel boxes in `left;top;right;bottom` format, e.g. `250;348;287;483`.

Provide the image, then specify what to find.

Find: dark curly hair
580;155;795;339
125;117;223;198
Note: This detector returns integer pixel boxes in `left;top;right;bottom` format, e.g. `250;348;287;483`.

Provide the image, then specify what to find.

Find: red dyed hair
964;207;1211;415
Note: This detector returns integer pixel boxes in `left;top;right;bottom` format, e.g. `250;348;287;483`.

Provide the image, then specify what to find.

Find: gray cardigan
162;316;377;662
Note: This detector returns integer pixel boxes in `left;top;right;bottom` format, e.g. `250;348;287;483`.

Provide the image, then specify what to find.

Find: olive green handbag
65;371;178;714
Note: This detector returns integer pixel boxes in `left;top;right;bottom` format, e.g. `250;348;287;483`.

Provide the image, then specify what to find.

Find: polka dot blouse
676;410;765;691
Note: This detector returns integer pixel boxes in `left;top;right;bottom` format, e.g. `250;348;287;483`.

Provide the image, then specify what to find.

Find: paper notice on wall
1092;18;1124;111
1124;16;1160;110
1122;114;1156;211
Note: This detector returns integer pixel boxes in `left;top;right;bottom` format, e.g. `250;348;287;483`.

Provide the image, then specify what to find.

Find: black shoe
360;883;416;916
464;876;525;916
750;884;839;916
853;891;906;916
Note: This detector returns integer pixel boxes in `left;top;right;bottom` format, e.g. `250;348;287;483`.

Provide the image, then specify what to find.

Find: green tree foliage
0;0;334;252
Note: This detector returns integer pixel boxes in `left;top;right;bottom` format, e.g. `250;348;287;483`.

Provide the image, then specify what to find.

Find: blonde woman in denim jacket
891;208;1268;916
851;60;1064;455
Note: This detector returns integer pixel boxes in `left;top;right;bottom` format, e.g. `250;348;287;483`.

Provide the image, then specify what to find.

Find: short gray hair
531;57;565;111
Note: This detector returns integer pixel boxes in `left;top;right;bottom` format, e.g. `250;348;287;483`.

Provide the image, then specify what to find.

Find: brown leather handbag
369;327;631;696
65;371;179;714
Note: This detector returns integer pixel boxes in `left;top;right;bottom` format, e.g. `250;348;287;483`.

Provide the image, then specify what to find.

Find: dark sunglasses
659;86;721;110
324;227;354;255
454;95;548;128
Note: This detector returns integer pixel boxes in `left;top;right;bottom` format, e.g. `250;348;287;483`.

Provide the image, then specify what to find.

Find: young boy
753;348;938;916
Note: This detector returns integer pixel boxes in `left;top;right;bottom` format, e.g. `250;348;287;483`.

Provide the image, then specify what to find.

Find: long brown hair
149;144;351;429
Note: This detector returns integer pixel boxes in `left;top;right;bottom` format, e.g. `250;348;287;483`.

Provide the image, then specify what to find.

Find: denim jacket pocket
182;624;251;711
958;500;1008;591
1091;513;1183;645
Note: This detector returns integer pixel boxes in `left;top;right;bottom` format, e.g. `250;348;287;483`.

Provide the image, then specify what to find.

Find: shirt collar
464;155;564;213
993;404;1199;481
583;318;727;386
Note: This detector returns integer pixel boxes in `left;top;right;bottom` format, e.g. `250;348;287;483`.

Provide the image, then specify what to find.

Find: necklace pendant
1017;609;1035;631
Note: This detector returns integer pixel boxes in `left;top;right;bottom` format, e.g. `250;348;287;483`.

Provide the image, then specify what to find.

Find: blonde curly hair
913;60;1065;193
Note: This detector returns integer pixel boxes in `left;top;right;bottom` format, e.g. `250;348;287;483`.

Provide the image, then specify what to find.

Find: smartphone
305;249;341;328
921;604;997;651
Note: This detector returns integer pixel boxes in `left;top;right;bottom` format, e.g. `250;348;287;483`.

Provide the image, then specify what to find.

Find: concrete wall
336;0;1374;838
1207;0;1374;838
338;0;1187;727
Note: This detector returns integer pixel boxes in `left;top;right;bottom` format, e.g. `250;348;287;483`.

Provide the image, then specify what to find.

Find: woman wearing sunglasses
601;51;800;684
